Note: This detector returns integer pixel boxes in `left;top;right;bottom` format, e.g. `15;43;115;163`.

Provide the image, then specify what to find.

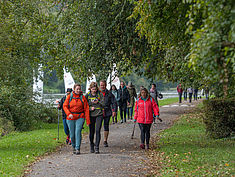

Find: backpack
69;92;84;108
87;91;101;102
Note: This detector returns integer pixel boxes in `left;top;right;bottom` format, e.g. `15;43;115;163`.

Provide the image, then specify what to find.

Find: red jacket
63;91;90;125
177;85;183;93
134;96;159;124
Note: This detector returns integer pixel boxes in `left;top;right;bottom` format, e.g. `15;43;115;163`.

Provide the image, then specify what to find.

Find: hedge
203;97;235;138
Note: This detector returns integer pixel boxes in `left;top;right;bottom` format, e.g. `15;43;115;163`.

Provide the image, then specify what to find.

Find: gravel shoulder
25;101;200;177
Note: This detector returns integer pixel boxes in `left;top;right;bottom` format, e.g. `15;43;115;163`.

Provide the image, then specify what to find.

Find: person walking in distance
99;80;117;147
63;84;90;155
58;88;73;145
187;87;193;103
118;81;130;123
85;82;105;154
194;87;198;101
183;87;187;101
177;83;183;103
149;83;161;123
134;88;160;150
127;81;137;120
111;85;119;124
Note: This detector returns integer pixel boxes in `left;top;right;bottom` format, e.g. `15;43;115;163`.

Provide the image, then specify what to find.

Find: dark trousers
189;93;193;103
183;92;187;101
89;115;103;148
119;102;127;121
103;116;111;131
138;123;152;145
194;92;198;100
178;92;182;103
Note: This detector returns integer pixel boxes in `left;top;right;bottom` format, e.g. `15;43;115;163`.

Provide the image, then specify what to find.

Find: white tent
33;64;44;102
63;68;75;93
86;74;96;94
107;65;120;90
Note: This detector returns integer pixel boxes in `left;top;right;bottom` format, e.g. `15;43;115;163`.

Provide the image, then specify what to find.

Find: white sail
86;74;96;93
107;65;120;90
63;68;75;93
33;64;44;103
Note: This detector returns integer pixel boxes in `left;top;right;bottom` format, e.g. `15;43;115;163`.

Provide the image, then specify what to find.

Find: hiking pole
57;108;60;140
131;122;136;139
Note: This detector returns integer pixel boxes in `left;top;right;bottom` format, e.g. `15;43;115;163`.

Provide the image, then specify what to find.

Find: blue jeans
67;118;85;150
127;107;134;119
63;119;69;136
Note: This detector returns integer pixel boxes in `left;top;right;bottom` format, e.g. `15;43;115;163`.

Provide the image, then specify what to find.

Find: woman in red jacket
134;87;160;149
63;84;90;155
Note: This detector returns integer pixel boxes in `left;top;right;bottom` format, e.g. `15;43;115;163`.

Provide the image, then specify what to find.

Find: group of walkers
177;83;205;103
58;80;161;155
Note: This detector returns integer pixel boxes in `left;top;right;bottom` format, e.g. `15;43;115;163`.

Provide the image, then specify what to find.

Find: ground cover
151;106;235;176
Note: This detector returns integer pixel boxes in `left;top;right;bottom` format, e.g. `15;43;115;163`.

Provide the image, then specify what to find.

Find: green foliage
0;85;57;131
203;98;235;138
187;0;235;97
130;0;235;97
0;117;15;136
157;112;235;176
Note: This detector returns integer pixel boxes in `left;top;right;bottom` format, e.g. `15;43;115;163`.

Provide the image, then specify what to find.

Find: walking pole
57;108;60;140
131;122;136;139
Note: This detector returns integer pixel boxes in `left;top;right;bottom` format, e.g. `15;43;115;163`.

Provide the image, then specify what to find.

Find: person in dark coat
118;81;130;123
177;83;183;103
127;81;137;120
58;88;73;144
99;80;117;147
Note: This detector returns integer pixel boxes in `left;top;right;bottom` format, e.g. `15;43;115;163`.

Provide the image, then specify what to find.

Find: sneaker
95;148;99;154
140;144;145;149
75;149;80;155
120;120;123;123
104;141;108;147
73;148;76;154
69;139;72;145
146;144;150;150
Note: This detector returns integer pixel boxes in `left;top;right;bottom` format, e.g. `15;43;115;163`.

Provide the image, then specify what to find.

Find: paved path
25;101;199;177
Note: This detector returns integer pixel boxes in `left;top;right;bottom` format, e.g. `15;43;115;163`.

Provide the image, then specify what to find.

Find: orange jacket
63;91;90;125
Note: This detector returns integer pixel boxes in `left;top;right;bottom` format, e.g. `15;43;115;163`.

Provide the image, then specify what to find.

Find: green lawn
0;122;89;176
156;110;235;176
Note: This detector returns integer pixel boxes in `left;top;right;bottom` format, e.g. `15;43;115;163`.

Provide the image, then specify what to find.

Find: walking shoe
120;119;123;123
95;148;99;154
90;144;95;153
140;144;145;149
75;149;80;155
73;148;76;154
146;144;150;150
69;139;72;145
104;141;108;147
66;136;70;144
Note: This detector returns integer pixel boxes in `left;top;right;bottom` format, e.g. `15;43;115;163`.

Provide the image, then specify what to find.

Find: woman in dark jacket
118;81;130;123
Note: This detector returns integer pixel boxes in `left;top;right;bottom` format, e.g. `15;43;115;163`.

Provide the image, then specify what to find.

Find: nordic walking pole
57;108;60;140
131;122;136;139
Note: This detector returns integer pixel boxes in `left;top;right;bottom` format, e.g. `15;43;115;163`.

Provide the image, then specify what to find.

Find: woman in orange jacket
63;84;90;155
134;87;160;149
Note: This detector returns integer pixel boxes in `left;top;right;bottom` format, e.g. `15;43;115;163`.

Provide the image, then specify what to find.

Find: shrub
0;85;57;132
0;116;15;136
203;97;235;138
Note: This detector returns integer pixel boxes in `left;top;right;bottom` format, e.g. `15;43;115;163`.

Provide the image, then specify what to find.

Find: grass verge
0;122;89;176
152;109;235;176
